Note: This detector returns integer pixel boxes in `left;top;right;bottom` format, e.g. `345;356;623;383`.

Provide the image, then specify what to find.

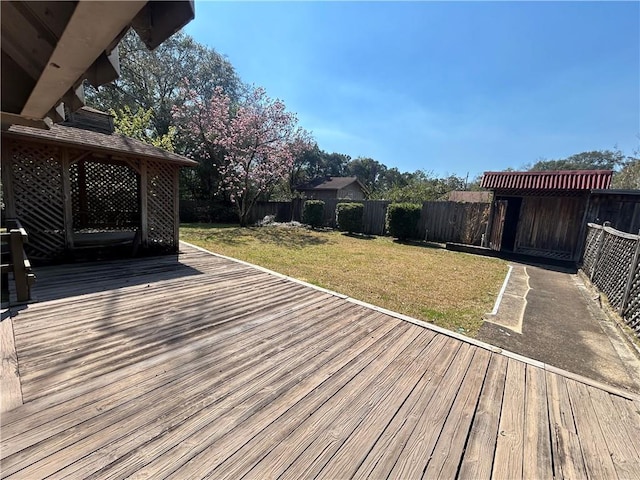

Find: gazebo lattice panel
8;142;66;260
70;160;140;230
147;160;176;248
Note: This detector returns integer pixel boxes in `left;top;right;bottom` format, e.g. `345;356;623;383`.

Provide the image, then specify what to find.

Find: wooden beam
21;1;146;120
1;112;51;131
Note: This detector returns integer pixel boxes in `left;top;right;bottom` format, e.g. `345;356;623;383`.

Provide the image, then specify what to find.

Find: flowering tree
176;85;311;225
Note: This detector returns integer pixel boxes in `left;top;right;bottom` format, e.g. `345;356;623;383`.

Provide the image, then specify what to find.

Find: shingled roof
481;170;612;191
3;122;197;167
296;176;367;192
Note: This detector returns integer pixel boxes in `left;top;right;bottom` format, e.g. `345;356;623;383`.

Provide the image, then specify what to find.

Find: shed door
490;200;507;251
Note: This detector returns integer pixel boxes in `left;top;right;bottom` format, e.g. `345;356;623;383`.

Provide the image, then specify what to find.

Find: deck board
1;243;639;479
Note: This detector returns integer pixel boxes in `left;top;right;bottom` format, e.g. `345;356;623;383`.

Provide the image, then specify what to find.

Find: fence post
590;221;610;281
619;230;640;316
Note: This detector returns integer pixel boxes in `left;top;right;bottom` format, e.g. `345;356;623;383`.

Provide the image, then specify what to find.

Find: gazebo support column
140;161;149;246
60;149;74;251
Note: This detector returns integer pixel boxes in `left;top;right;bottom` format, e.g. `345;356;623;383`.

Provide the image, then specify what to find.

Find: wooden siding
515;196;586;260
338;183;366;200
586;193;640;235
2;243;639;478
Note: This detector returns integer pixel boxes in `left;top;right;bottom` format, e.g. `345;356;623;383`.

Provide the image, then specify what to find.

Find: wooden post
139;160;148;246
484;198;496;249
619;230;640;316
590;222;609;282
173;167;179;251
60;148;74;250
9;229;28;302
77;159;88;228
574;193;591;263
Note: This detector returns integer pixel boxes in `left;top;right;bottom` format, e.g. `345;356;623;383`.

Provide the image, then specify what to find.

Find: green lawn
180;223;508;337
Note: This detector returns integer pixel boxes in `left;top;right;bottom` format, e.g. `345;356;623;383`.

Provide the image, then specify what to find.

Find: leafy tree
86;30;240;137
529;149;626;171
375;170;467;203
86;30;242;203
612;158;640;189
175;86;311;226
346;157;386;194
111;106;175;151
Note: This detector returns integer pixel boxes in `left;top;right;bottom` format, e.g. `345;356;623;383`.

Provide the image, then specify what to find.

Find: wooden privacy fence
582;223;640;339
418;202;489;245
243;199;489;244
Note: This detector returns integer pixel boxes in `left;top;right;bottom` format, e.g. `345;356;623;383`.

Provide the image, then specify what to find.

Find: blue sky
185;1;639;178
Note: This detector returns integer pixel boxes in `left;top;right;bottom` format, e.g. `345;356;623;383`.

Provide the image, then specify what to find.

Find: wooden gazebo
1;107;197;263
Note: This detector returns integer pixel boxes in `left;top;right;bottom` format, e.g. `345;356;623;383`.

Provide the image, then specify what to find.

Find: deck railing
582;222;640;339
1;218;36;304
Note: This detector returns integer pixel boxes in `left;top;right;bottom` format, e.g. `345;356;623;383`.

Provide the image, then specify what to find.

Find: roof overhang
1;1;194;129
2;124;198;168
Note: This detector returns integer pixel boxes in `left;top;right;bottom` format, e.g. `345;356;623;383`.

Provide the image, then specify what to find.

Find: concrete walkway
478;263;640;394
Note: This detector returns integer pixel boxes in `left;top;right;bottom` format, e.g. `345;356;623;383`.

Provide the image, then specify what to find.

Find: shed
295;176;368;201
481;170;613;261
1;107;197;263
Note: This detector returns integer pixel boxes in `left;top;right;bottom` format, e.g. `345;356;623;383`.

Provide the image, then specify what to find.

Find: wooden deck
1;243;639;479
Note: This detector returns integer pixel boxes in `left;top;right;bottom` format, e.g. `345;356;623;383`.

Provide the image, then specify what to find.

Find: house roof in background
4;122;198;167
481;170;612;191
296;176;367;192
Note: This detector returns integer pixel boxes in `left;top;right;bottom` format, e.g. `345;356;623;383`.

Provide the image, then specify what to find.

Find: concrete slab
483;265;529;333
478;263;640;394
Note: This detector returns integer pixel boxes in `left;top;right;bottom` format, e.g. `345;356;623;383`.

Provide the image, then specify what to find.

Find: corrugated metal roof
481;170;612;191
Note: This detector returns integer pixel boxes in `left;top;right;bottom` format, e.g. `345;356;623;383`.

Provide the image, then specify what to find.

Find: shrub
302;200;325;228
336;202;363;233
386;203;421;240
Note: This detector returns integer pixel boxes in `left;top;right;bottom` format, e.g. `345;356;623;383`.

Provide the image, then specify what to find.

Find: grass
180;223;509;337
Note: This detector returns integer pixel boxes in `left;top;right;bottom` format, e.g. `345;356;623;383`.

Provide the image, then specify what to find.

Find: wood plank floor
1;243;639;479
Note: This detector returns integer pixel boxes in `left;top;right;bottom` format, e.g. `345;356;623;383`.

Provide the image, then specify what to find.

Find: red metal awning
481;170;612;191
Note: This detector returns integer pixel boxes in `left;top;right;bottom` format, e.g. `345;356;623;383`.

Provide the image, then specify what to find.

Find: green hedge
336;202;364;233
302;200;325;228
386;203;421;240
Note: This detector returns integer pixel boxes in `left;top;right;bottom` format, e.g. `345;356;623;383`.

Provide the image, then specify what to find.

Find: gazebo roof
3;123;198;167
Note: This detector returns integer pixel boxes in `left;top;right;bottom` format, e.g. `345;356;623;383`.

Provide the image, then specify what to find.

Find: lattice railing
581;223;640;338
8;142;66;261
581;225;603;278
147;160;176;249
